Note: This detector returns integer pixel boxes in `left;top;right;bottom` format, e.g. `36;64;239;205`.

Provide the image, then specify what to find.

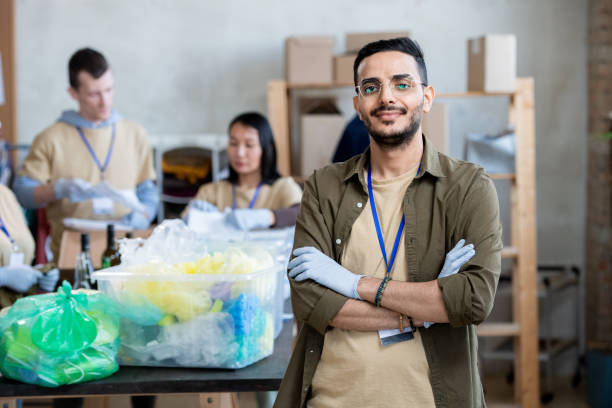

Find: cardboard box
299;98;345;177
58;227;153;271
334;53;357;85
422;103;449;155
345;31;411;53
285;36;334;84
467;34;517;92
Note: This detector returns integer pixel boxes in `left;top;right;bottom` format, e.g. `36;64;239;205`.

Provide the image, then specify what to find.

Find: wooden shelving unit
0;0;17;165
267;77;539;407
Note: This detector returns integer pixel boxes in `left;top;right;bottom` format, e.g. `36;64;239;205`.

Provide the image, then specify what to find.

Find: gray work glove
38;268;59;292
0;265;43;293
424;239;475;328
288;246;364;299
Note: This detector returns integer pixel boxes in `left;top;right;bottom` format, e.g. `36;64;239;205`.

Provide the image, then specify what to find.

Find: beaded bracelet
374;276;391;307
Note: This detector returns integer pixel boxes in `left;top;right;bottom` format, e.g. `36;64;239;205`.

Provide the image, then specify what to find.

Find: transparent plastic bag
0;281;120;387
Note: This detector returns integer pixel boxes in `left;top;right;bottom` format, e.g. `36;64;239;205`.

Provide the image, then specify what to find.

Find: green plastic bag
0;281;120;387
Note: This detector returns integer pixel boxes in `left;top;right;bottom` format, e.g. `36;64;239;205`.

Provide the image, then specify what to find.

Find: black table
0;320;293;399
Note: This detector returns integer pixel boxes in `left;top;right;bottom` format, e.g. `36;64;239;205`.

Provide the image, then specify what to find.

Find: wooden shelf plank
286;82;517;99
287;82;353;89
502;246;519;258
267;80;291;176
489;173;516;181
477;322;521;337
284;80;517;98
512;78;539;407
437;91;514;98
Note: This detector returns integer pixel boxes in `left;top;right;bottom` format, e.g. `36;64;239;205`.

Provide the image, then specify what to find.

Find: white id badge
92;197;114;215
378;327;414;346
9;251;25;266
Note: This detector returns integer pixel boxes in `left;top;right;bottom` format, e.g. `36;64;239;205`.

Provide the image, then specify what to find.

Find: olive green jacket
274;136;502;408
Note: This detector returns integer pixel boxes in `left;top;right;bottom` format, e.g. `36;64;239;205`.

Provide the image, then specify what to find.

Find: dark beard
364;102;423;149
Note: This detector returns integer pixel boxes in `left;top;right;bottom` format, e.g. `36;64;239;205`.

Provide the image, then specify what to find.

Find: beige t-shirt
308;166;435;408
0;185;35;267
18;120;156;260
191;177;302;211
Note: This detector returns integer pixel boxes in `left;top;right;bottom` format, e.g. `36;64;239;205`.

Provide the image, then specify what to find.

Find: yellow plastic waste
121;250;264;322
125;280;212;322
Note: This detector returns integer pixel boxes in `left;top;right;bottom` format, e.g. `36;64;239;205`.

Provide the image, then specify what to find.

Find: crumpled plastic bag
465;130;515;174
0;281;120;387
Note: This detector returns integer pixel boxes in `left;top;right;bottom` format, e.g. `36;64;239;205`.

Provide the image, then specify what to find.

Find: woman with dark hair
185;112;302;230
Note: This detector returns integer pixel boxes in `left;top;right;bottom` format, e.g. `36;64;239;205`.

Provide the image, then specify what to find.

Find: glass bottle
101;224;121;268
74;233;96;289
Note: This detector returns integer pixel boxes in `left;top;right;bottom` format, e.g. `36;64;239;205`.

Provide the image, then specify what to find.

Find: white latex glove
189;200;219;213
424;239;475;328
90;182;148;215
121;211;151;230
54;178;97;202
288;246;364;299
0;265;43;293
225;208;274;231
38;268;59;292
183;200;219;224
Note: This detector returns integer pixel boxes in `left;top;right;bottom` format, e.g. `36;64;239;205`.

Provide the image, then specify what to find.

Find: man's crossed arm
288;240;474;331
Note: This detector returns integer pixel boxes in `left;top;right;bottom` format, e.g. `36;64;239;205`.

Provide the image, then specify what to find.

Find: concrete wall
16;0;588;367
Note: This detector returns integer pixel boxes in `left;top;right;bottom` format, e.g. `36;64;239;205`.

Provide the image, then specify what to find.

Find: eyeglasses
355;76;426;98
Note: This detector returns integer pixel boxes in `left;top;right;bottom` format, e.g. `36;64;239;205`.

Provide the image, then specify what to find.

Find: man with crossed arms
275;37;502;407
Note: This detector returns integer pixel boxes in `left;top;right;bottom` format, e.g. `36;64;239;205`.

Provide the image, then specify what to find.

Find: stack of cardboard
467;34;517;93
285;36;334;84
422;103;449;155
285;31;412;85
298;98;345;177
333;54;356;85
335;31;411;85
345;31;412;54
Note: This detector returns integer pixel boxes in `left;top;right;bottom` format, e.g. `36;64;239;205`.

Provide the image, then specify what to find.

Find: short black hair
68;48;109;89
353;37;428;87
227;112;281;185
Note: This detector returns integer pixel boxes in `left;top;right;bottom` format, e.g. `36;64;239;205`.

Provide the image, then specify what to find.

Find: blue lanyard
232;182;262;210
0;215;13;243
367;161;421;276
76;124;116;178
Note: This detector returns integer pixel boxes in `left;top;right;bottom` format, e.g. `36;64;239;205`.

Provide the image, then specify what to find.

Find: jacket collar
342;134;447;185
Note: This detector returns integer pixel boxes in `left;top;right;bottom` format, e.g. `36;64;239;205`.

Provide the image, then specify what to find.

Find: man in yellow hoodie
13;48;158;262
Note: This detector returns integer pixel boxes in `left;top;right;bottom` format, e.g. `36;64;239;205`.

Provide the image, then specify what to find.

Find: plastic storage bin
92;246;279;369
204;227;294;339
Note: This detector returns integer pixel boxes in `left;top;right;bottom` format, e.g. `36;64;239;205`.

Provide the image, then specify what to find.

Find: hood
57;109;121;129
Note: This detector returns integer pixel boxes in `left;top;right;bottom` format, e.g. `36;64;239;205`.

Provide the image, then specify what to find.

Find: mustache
370;105;408;116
